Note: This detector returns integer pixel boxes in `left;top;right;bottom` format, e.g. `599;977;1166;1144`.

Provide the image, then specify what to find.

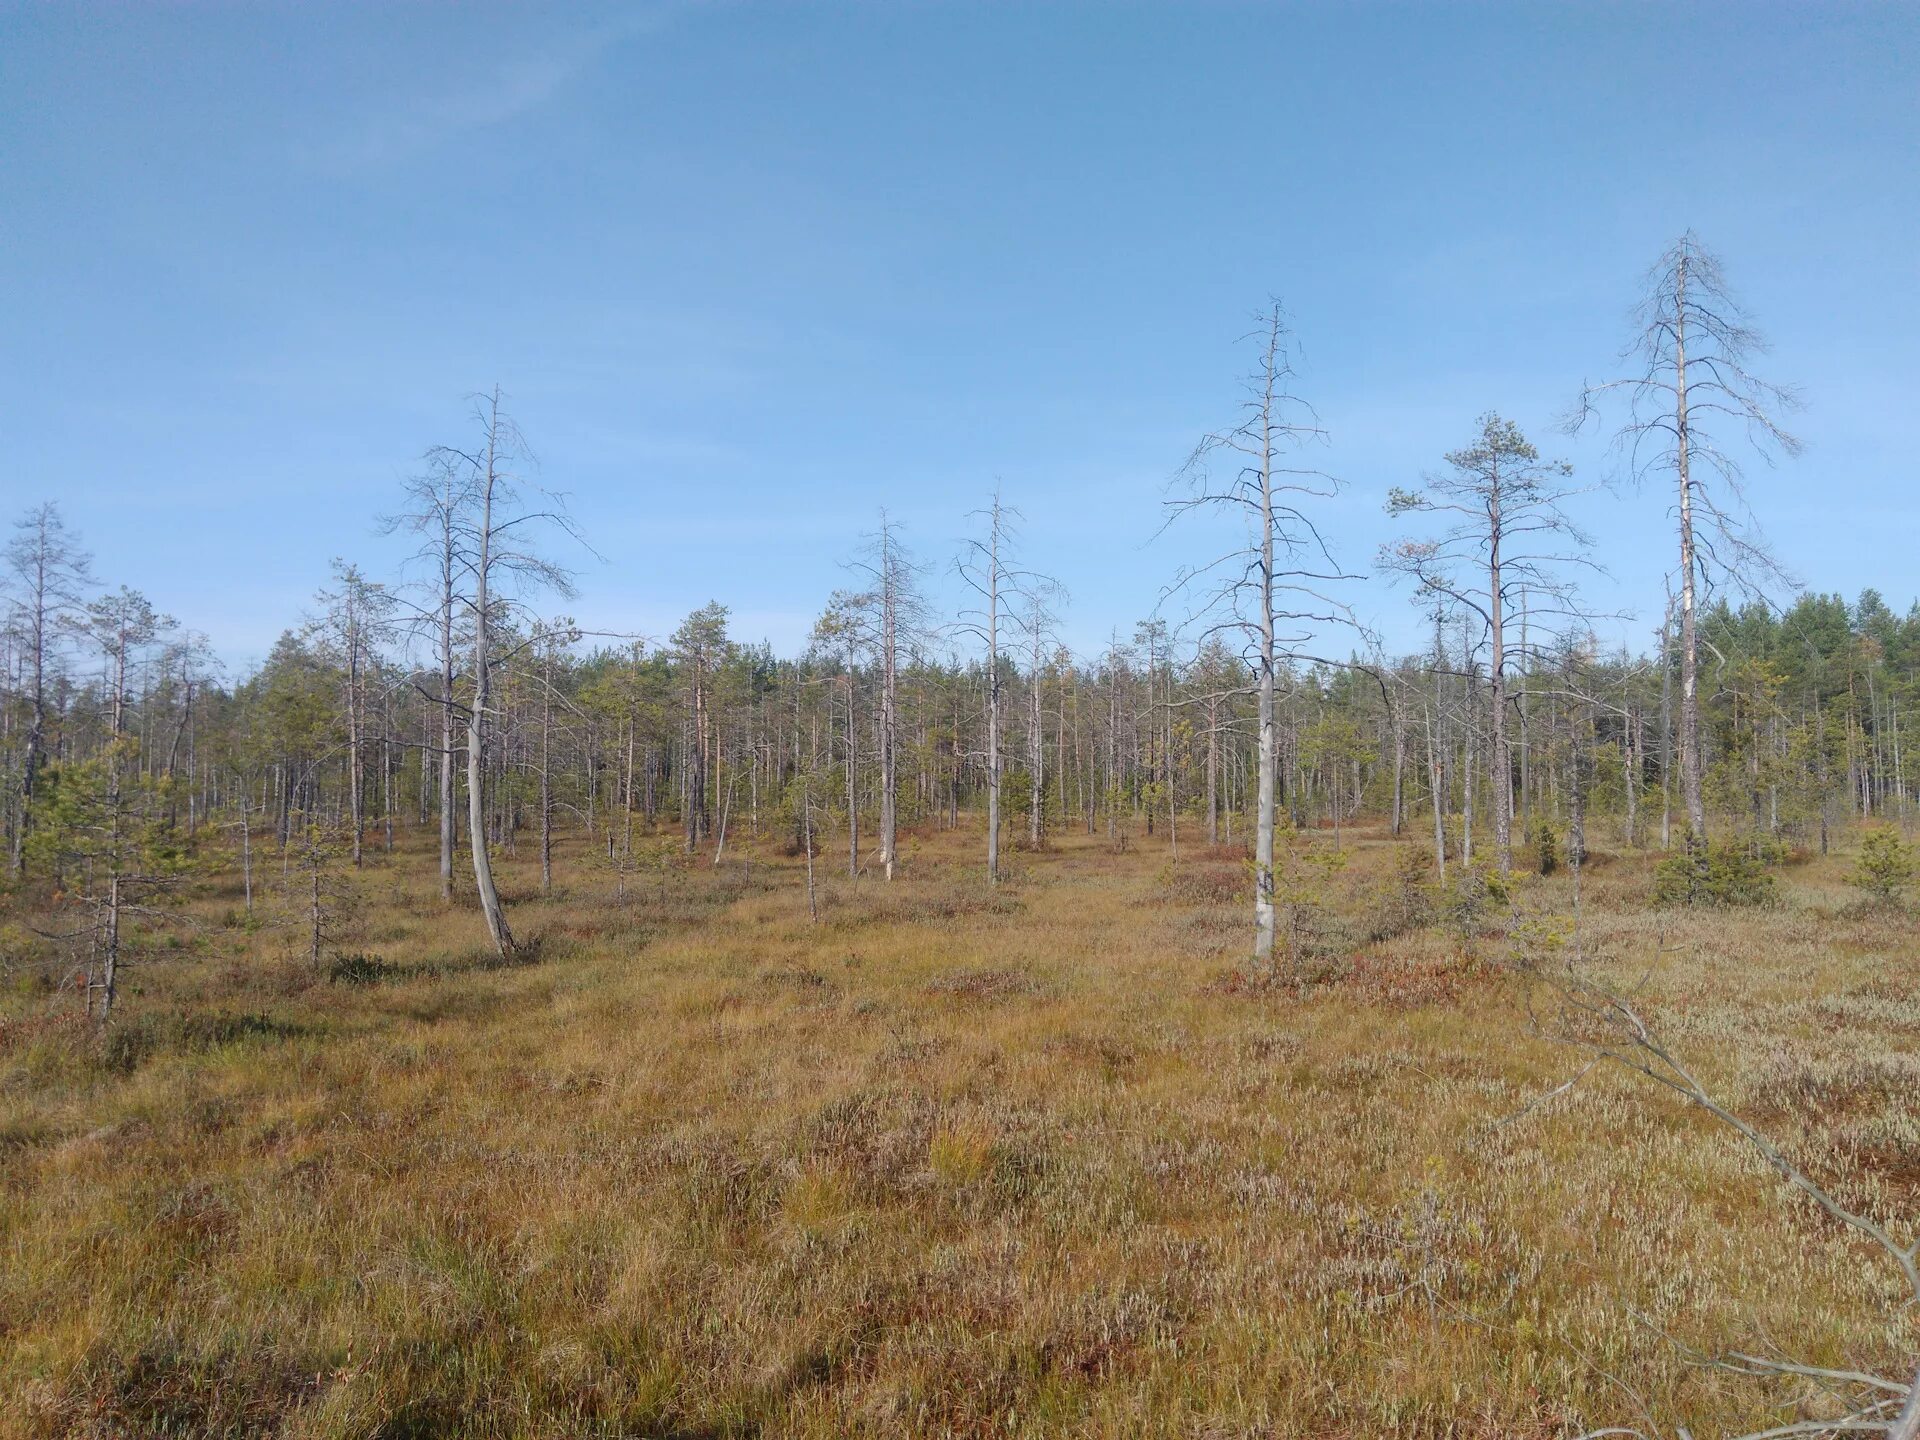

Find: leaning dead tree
429;388;581;960
1382;412;1597;875
1572;233;1801;847
1535;955;1919;1440
1164;302;1356;968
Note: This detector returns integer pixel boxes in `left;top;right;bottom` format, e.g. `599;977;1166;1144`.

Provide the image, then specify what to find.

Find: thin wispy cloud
301;9;682;174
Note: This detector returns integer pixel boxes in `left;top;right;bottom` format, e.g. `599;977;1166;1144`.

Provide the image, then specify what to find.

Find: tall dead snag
955;491;1055;886
1165;303;1356;969
1383;413;1594;875
828;514;925;882
383;450;479;901
1572;233;1801;846
429;387;580;961
872;517;910;881
955;493;1013;886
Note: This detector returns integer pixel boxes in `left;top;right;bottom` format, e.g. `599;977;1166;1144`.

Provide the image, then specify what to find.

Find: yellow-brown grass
1;820;1914;1437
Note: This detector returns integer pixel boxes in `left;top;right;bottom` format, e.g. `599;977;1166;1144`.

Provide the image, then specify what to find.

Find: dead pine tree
826;513;927;882
954;491;1055;886
1571;233;1801;849
428;388;585;961
1163;302;1358;971
382;448;479;902
954;491;1014;887
869;516;913;881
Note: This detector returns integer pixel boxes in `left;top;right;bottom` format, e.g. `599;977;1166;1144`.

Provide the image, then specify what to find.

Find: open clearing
3;826;1915;1438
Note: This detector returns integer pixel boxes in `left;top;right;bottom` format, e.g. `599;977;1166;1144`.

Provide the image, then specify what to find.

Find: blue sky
4;1;1915;672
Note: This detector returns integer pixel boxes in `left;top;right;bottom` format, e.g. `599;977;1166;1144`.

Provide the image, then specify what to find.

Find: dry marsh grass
1;821;1914;1438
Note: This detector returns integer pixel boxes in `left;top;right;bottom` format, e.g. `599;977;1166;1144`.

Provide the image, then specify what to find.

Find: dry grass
1;819;1914;1438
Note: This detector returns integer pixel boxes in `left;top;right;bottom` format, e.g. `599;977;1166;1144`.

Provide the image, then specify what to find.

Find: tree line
4;236;1912;1000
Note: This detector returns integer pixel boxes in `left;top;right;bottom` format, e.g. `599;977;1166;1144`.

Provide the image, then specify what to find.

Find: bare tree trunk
1488;486;1512;873
1659;589;1674;850
1673;256;1707;843
347;620;363;866
1625;705;1641;847
98;877;122;1025
1029;628;1045;851
439;557;457;901
1426;702;1447;884
803;784;818;923
712;775;734;867
1206;691;1221;845
1106;647;1119;845
986;506;1001;884
468;403;515;960
382;716;394;855
1462;658;1477;870
878;527;900;881
1517;586;1530;829
1253;422;1278;968
1888;1367;1920;1440
239;790;253;916
539;644;553;896
845;672;858;877
1390;692;1405;838
622;721;635;857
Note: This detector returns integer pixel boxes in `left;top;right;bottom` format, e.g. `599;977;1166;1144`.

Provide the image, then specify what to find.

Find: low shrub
171;1011;306;1050
1534;821;1558;877
96;1017;159;1074
1438;863;1510;956
1652;835;1775;908
327;951;391;986
1849;826;1915;904
1363;846;1433;943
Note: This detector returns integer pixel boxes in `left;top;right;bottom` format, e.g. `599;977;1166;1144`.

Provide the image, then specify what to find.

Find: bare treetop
1572;231;1802;600
1163;303;1360;666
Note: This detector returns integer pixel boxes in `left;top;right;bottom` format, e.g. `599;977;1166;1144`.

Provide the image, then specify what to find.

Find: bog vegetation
3;238;1917;1438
